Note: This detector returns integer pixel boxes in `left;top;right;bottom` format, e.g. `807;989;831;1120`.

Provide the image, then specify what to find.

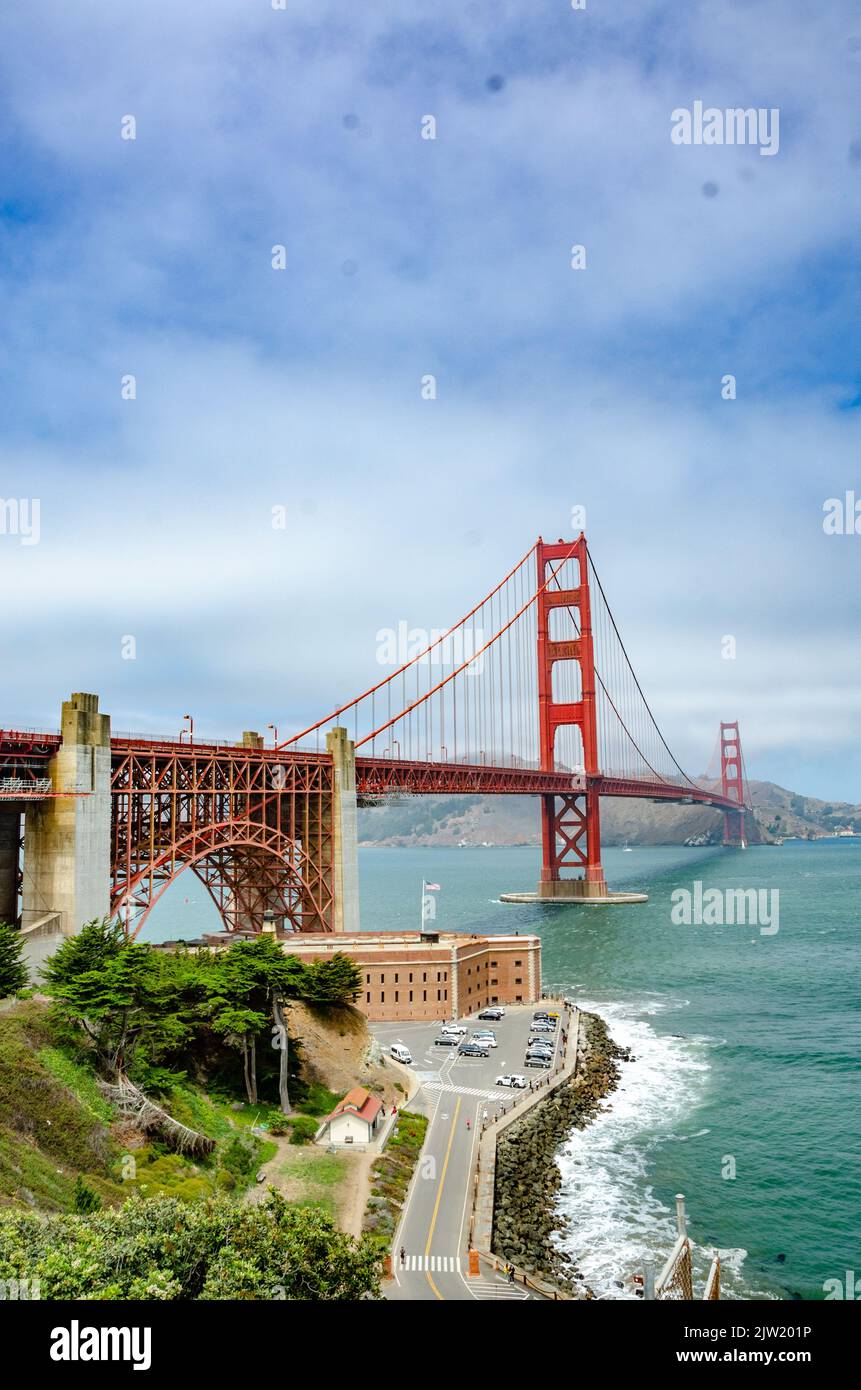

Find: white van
389;1043;412;1065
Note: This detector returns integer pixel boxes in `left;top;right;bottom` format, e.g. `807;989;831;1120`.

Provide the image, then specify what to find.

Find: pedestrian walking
400;1246;406;1267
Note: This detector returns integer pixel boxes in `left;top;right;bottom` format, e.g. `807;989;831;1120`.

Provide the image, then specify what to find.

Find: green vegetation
271;1147;348;1219
73;1176;102;1213
363;1110;428;1243
0;1003;279;1211
38;1046;116;1123
0;929;377;1298
0;923;28;999
41;919;362;1111
0;1192;381;1299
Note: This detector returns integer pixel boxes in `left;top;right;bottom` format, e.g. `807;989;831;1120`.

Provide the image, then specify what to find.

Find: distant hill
357;781;861;848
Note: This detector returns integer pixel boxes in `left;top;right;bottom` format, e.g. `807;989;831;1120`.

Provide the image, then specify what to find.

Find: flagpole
420;878;426;933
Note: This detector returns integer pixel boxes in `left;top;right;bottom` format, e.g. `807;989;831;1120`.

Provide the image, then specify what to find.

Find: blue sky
1;0;860;800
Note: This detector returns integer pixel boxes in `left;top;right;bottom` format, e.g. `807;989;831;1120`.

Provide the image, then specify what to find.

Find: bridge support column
327;727;360;934
22;693;111;935
538;790;608;899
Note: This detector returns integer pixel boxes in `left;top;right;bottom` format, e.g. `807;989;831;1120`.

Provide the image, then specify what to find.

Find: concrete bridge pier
326;727;360;934
22;693;112;936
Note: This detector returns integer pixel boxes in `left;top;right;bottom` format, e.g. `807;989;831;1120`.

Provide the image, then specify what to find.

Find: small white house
317;1087;385;1146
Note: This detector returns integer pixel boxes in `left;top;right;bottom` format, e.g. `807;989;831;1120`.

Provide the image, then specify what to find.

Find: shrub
289;1115;320;1146
0;1193;382;1300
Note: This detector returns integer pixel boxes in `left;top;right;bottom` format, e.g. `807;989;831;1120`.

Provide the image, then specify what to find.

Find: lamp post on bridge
267;723;278;746
179;714;194;745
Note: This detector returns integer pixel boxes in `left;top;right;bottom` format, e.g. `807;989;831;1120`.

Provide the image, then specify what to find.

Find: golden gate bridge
0;534;750;937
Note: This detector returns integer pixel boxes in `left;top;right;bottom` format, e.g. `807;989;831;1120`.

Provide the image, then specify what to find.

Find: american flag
424;882;441;891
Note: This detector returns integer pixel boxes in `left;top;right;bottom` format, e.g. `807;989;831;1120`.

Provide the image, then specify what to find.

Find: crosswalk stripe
470;1280;530;1300
423;1082;506;1101
400;1255;462;1272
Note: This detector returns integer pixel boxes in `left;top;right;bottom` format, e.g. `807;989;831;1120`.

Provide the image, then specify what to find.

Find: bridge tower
719;720;747;847
536;536;608;899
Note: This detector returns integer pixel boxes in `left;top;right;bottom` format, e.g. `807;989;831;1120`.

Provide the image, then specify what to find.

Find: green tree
303;952;362;1005
201;936;307;1107
41;919;197;1079
0;922;28;999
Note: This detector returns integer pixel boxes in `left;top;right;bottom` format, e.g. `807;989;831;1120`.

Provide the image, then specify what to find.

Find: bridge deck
0;730;742;814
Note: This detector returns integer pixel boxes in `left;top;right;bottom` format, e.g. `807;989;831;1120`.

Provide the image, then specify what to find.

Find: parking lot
371;1002;572;1301
373;1002;566;1107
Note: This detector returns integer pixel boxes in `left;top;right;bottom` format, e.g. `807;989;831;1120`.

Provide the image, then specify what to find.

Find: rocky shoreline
491;1010;633;1298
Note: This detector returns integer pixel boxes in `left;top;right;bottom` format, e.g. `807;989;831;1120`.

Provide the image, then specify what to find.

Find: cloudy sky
1;0;859;800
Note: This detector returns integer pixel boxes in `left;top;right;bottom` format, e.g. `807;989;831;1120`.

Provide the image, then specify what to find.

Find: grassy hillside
0;1001;277;1213
0;993;405;1217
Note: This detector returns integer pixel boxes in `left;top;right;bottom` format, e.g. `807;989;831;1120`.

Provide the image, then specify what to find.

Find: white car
495;1074;527;1089
471;1032;498;1047
441;1023;467;1037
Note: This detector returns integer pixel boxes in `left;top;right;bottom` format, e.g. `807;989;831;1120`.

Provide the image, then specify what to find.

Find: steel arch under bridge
109;739;335;939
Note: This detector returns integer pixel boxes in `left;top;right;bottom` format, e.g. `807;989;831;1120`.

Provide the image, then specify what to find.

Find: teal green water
145;839;861;1300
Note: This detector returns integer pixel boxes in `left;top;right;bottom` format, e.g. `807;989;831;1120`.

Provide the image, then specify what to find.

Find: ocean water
143;839;861;1301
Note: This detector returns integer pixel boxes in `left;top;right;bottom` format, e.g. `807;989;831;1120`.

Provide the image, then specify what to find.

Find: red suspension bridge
0;535;750;936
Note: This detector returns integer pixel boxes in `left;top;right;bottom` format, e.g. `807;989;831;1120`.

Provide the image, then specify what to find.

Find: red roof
325;1086;383;1127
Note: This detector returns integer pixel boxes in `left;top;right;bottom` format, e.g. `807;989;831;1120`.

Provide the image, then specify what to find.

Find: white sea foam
554;997;716;1299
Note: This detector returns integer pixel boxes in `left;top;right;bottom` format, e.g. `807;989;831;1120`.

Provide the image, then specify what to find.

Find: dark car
458;1042;490;1058
434;1034;458;1046
525;1054;551;1069
478;1008;503;1021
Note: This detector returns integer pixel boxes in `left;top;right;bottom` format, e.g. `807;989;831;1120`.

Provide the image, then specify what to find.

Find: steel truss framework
110;742;334;939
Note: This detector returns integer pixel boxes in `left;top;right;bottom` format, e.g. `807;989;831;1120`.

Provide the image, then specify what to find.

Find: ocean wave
553;998;777;1300
554;1001;710;1297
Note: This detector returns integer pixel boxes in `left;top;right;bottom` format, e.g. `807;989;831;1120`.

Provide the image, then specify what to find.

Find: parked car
434;1035;458;1046
495;1074;528;1089
527;1041;553;1054
530;1022;555;1033
471;1031;498;1046
479;1008;504;1021
389;1044;412;1065
458;1042;489;1058
441;1024;467;1036
525;1054;551;1069
532;1011;550;1021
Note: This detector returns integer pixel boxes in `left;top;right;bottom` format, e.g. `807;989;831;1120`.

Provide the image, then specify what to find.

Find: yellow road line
425;1094;461;1300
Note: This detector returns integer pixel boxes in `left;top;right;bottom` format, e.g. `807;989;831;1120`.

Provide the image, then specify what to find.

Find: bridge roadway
0;729;742;816
371;1004;569;1302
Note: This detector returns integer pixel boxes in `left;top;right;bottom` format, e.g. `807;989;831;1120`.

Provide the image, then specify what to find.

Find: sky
1;0;860;801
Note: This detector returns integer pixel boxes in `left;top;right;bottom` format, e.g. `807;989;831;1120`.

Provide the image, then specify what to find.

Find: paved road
372;1004;569;1301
